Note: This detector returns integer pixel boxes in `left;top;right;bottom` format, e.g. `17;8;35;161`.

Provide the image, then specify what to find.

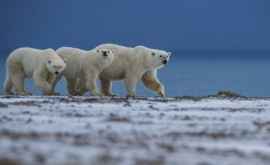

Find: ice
0;96;270;165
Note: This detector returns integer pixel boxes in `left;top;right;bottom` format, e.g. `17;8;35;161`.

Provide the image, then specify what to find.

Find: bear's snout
102;51;108;57
162;60;168;65
55;71;59;75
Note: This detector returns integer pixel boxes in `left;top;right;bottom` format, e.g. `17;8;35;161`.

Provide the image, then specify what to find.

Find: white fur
4;47;66;95
95;43;171;97
56;47;114;96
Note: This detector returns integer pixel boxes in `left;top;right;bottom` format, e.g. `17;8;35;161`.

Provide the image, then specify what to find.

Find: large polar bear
56;47;114;96
95;43;171;97
4;47;66;95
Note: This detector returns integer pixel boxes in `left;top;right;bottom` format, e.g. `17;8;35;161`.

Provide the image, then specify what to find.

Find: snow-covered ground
1;96;270;165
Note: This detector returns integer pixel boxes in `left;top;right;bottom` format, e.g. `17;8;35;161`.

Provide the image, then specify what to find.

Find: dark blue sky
1;0;270;52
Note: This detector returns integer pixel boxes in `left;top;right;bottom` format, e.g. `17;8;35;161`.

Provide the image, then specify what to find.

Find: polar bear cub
4;47;66;95
95;43;171;97
56;47;114;96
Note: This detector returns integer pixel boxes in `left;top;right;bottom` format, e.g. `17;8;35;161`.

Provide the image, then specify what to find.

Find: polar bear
95;43;171;97
56;47;114;96
4;47;66;95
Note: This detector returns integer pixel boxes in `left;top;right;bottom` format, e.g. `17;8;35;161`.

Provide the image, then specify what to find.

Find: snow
0;96;270;165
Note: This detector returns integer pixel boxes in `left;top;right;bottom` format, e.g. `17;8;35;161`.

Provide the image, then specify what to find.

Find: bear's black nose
55;71;59;75
102;51;108;57
163;60;167;64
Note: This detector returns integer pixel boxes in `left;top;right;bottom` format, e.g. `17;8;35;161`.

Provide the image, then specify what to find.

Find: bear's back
7;47;45;77
56;47;86;78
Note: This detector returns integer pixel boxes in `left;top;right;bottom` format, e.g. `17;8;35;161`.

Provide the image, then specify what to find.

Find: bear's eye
160;55;162;58
48;60;52;64
151;52;155;56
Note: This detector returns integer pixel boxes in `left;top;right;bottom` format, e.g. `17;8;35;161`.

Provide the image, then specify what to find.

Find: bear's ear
167;52;172;57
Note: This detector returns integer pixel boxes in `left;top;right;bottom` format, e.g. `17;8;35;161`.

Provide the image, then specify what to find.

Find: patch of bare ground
106;113;131;123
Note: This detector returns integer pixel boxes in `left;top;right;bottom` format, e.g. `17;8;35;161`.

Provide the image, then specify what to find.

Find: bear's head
44;49;66;76
95;48;114;68
135;46;171;69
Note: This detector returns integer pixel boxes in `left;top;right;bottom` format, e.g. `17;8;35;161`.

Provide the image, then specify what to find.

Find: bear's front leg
100;78;116;96
124;76;138;97
142;70;166;97
50;74;63;95
46;73;60;95
66;78;79;96
76;78;87;96
33;71;52;95
85;73;102;96
158;85;165;97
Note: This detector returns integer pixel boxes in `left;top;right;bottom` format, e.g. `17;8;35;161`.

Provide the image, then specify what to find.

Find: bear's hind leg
142;70;165;97
11;73;29;95
4;75;14;95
